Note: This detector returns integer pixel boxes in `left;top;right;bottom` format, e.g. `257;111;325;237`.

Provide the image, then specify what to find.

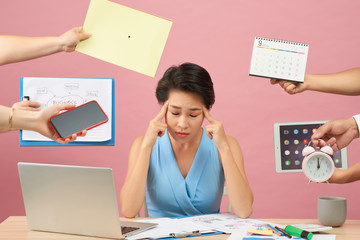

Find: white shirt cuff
353;114;360;140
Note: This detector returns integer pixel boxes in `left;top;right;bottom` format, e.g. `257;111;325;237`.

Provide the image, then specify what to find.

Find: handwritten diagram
21;77;113;142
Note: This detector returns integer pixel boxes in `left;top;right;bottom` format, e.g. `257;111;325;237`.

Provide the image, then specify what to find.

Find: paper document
126;218;216;240
76;0;172;77
186;213;272;234
21;77;112;142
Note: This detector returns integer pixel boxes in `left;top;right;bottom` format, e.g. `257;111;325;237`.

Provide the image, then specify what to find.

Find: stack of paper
126;218;216;240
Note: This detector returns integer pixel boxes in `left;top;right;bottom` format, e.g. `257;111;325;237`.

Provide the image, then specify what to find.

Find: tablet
274;120;348;173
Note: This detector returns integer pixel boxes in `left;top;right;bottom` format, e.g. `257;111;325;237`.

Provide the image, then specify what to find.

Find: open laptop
18;162;156;239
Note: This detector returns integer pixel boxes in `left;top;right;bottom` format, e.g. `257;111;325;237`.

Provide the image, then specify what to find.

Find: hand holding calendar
270;78;307;94
249;37;309;83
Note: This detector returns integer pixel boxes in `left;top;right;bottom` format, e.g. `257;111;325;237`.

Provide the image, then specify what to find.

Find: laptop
18;162;156;239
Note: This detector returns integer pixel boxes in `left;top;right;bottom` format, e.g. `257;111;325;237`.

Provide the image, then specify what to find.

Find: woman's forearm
219;145;253;218
120;141;153;217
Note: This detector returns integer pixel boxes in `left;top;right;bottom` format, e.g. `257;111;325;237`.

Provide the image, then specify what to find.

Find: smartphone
49;100;108;140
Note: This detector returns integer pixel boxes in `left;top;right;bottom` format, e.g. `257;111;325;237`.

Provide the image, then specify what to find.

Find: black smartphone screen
49;101;108;139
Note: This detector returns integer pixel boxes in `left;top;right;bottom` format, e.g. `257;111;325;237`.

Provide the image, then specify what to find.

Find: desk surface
1;216;360;240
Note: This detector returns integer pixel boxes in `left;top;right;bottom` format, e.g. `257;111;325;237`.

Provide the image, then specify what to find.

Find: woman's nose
177;116;188;128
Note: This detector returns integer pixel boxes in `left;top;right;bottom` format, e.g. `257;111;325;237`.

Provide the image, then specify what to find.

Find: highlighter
285;225;313;240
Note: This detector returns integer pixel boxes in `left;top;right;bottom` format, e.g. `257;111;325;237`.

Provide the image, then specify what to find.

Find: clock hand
317;157;320;170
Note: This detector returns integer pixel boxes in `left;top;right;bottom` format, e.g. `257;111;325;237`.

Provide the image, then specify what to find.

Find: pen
169;230;201;238
275;226;292;238
265;224;283;236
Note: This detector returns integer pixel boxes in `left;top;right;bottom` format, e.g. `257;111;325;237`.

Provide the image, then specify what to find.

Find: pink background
1;0;360;222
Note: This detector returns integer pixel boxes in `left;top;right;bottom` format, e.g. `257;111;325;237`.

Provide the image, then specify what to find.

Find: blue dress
145;128;225;217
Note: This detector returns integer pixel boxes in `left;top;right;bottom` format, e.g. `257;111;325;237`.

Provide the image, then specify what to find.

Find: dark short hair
156;63;215;109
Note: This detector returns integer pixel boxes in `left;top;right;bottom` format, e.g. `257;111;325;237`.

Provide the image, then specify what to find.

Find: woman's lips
176;132;189;138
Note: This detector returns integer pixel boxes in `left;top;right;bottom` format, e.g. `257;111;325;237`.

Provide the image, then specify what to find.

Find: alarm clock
302;143;335;183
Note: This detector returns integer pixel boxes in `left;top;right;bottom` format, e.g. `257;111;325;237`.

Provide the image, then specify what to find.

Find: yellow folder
76;0;173;77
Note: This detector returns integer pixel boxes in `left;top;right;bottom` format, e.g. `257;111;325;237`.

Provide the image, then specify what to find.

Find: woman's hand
203;107;228;150
142;101;168;147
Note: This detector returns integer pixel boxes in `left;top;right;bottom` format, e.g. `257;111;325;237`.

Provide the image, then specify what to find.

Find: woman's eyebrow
169;105;181;109
169;105;201;111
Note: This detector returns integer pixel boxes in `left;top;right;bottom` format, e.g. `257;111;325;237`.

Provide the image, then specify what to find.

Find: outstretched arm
271;68;360;96
0;26;91;65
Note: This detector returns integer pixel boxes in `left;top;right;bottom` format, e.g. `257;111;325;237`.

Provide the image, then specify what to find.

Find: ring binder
255;36;308;46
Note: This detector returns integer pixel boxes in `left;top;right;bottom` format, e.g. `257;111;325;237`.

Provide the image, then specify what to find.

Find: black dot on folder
128;35;131;38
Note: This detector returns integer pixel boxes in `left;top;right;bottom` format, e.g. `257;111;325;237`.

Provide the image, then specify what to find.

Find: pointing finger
202;106;215;123
154;101;169;121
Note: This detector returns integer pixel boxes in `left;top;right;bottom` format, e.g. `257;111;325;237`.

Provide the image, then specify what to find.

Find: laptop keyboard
121;226;140;234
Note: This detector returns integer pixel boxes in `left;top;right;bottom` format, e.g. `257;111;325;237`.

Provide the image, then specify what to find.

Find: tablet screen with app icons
274;121;348;173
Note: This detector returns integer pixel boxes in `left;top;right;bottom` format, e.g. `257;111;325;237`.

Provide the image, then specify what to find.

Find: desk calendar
249;37;309;83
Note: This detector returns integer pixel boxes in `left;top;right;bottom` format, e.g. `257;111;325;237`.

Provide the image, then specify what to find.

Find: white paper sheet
126;218;216;240
186;213;272;234
21;77;112;142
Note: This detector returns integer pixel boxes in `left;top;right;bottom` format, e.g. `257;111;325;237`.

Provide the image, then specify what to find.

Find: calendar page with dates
249;37;309;83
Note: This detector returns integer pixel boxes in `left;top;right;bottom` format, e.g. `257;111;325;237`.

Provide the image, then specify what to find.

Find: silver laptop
18;162;156;239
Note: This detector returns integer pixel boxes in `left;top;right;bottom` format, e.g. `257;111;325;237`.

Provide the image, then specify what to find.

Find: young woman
120;63;253;218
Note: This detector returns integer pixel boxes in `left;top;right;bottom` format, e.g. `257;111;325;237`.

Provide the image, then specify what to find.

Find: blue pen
265;224;284;236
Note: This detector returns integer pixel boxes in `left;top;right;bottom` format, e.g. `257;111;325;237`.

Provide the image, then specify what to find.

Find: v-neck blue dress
145;128;224;217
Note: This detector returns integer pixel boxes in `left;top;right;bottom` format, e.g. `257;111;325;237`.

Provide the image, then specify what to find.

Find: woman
120;63;253;218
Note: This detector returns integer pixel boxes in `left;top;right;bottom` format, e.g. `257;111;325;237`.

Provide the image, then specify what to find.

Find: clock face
304;153;334;182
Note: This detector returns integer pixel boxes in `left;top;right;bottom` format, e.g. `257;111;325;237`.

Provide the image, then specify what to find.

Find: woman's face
166;89;205;144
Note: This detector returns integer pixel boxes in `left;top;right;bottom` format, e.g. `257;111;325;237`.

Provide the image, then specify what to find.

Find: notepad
76;0;172;77
249;37;309;83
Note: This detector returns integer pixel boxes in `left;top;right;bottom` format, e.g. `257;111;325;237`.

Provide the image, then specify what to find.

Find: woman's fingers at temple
155;101;169;121
202;106;215;123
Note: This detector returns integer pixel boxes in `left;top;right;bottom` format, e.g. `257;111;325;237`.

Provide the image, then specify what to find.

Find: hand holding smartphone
49;101;108;140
